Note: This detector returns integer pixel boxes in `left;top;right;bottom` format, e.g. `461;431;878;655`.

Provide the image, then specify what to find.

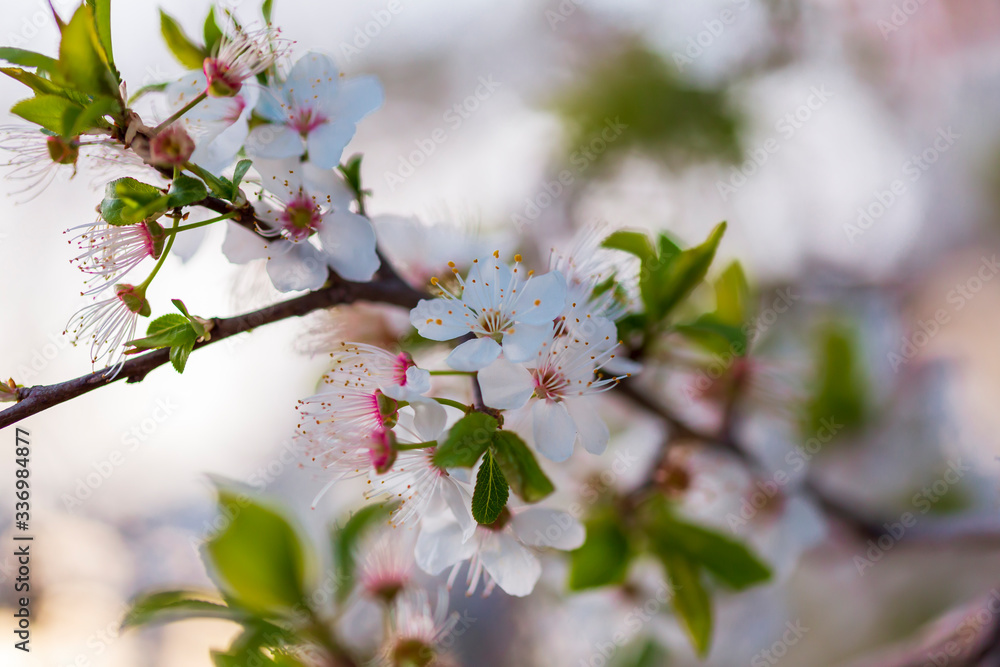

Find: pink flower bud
149;124;195;167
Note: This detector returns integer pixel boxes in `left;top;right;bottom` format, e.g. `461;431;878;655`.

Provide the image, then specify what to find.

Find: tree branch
0;272;426;430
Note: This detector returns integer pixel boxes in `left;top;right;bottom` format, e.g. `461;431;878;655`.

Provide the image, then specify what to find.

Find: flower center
478;309;511;338
203;57;244;97
393;352;415;386
280;194;323;241
532;368;566;401
290;105;327;135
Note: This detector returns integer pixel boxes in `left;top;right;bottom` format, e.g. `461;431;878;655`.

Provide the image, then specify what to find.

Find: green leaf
172;299;206;337
57;5;117;97
0;48;58;72
101;177;168;225
804;323;868;437
128;81;169;105
231;159;253;198
122;590;244;629
601;229;655;263
568;508;632;590
610;638;668;667
204;7;224;55
640;499;770;590
1;68;85;103
490;430;554;503
86;0;115;68
660;552;712;657
331;503;392;603
713;261;750;326
160;10;207;70
167;174;208;208
471;450;508;525
127;314;195;350
674;315;747;357
338;154;364;200
169;338;196;373
206;491;309;614
431;412;496;468
262;0;274;23
642;222;726;322
69;95;119;135
210;621;300;667
10;95;84;136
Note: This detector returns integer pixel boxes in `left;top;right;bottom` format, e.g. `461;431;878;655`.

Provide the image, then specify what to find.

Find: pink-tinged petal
318;210;380;282
501;322;553;363
515;271;568;325
306;121;355;170
266;242;328;292
565;397;609;455
410;397;447;440
409;299;470;340
478;358;534;410
438;479;476;542
511;508;585;550
246;124;304;160
446;337;501;372
531;400;576;462
479;530;542;597
221;221;269;263
414;519;475;575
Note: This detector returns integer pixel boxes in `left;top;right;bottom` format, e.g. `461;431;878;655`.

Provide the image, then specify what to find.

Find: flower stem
395;440;437;451
137;215;180;290
432;397;471;412
163;211;237;234
429;370;475;376
153;92;207;135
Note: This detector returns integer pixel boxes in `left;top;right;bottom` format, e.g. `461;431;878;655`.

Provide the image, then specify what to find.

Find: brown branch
0;272;426;430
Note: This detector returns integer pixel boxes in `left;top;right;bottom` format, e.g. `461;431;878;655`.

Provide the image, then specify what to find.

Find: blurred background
2;0;1000;665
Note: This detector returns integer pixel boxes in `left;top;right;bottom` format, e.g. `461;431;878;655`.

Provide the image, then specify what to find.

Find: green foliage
57;5;119;97
599;229;656;263
556;43;743;173
262;0;275;23
167;174;209;208
122;590;248;628
232;159;253;199
126;300;208;373
659;551;712;657
431;412;496;468
490;430;554;503
0;48;58;72
568;507;633;590
338;153;367;205
471;450;508;524
803;322;869;438
205;491;309;615
330;503;392;603
10;95;83;136
610;638;668;667
86;0;116;69
100;177;168;225
675;261;752;356
160;10;207;70
203;7;224;56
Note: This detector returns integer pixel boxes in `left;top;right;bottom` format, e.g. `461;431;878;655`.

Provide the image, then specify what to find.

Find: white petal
565;397;610;455
306;121;355;170
409;299;470;341
531;400;577;462
246;124;304;160
410;397;447;440
438;479;476;542
285;52;340;109
170;225;207;263
319;210;380;282
221;221;269;263
337;75;384;123
478;358;534;410
511;508;586;550
515;271;568;325
502;322;553;363
403;366;431;396
446;337;501;372
479;530;542;597
414;520;474;575
267;242;328;292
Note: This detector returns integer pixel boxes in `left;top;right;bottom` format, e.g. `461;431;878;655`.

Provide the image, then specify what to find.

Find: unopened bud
46;135;79;165
0;377;18;402
369;429;397;474
115;284;151;317
149;123;195;166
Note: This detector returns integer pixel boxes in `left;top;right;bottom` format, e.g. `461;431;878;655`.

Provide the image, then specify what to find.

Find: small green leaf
203;7;224;55
167;174;208;208
127;81;169;105
205;491;309;614
101;177;168;225
568;508;632;590
601;229;655;263
169;338;195;373
172;299;206;337
86;0;116;70
262;0;275;23
122;590;243;629
713;261;750;326
432;412;496;468
0;48;58;72
69;95;119;135
338;154;364;200
471;450;508;525
610;638;668;667
804;323;869;437
57;5;118;97
160;10;207;70
490;430;554;503
660;552;712;657
674;315;747;357
10;95;84;136
642;222;726;322
331;503;393;602
1;68;87;104
127;314;196;350
231;159;252;198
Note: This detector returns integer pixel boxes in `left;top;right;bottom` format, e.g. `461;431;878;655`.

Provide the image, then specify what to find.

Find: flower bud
369;428;397;474
203;58;242;97
115;284;151;317
46;135;79;165
148;123;195;167
0;377;18;402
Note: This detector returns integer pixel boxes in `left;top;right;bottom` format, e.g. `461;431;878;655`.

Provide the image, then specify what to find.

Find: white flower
165;72;258;174
357;530;415;603
409;253;567;371
247;52;383;169
67;220;162;295
0;125;80;200
65;284;148;376
202;21;288;97
415;506;584;597
549;224;638;327
478;316;626;462
377;589;458;667
221;158;380;290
